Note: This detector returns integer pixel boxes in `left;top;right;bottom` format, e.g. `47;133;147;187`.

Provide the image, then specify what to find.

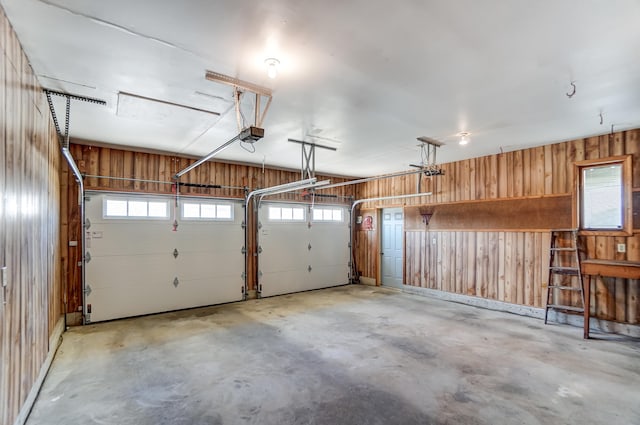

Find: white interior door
381;208;404;288
258;202;349;297
85;192;244;322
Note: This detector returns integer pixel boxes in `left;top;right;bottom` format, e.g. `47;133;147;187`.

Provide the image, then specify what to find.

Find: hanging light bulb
264;58;280;79
459;132;470;145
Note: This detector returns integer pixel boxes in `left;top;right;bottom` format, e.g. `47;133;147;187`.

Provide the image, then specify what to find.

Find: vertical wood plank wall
1;7;63;425
62;143;357;314
354;130;640;325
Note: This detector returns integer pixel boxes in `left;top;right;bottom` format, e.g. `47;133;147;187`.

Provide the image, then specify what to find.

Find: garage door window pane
268;207;281;220
312;207;343;222
200;204;216;218
183;203;200;218
148;202;168;218
105;200;127;217
582;164;623;229
128;201;147;217
216;204;232;219
281;207;293;220
292;208;305;220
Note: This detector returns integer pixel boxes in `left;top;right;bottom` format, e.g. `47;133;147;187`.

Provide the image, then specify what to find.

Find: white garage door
258;202;350;297
84;192;244;322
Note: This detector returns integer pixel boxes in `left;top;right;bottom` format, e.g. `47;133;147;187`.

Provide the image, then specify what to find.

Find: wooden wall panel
404;230;551;307
62;143;358;312
1;7;63;425
355;129;640;325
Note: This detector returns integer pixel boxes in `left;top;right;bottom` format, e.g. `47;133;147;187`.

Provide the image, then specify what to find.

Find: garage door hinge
173;277;180;288
308;265;312;272
308;243;312;251
173;248;179;259
259;271;263;278
258;222;262;230
241;272;246;281
85;252;91;263
348;242;352;248
241;247;247;254
84;284;92;296
241;221;246;229
258;246;263;254
84;218;91;230
308;222;312;229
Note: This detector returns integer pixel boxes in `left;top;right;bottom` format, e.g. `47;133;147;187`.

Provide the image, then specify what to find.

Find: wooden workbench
581;259;640;339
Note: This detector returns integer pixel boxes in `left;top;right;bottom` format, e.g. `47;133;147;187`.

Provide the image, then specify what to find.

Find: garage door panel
308;242;349;265
87;223;176;255
177;227;243;255
310;264;349;288
87;278;237;323
259;228;309;267
178;254;243;280
259;246;309;271
85;192;244;322
164;277;241;308
258;202;349;297
260;270;313;298
87;255;176;290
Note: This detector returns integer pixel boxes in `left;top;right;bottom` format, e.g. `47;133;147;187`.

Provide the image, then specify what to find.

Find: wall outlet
617;243;626;253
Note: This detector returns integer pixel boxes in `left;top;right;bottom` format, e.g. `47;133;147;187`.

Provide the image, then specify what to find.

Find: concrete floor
28;285;640;425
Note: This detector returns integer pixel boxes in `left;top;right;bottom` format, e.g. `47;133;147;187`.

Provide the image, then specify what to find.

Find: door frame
378;206;405;288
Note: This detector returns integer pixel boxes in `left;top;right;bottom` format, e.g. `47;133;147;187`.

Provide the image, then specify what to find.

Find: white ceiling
3;0;640;177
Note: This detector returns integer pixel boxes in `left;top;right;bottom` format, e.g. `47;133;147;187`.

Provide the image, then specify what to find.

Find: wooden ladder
544;229;585;324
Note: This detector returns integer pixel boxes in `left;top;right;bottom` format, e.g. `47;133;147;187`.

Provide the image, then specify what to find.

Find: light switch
617;244;626;253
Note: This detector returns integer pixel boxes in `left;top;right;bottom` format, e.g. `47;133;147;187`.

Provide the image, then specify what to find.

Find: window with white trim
582;164;622;229
268;206;305;221
181;201;234;220
575;155;632;235
103;198;170;219
312;207;344;222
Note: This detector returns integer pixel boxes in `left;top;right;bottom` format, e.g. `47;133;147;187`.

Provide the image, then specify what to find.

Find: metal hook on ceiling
566;81;576;98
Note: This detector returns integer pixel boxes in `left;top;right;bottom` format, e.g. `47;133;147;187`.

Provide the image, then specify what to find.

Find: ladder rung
548;285;582;291
546;304;584;313
550;247;577;251
549;266;580;275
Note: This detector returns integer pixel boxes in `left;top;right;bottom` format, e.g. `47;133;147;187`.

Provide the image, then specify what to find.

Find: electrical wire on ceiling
240;140;256;153
420;142;429;166
566;81;576;98
234;87;244;132
232;87;256;153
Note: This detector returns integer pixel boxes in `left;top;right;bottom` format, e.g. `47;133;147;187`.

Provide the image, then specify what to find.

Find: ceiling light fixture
264;58;280;79
458;132;470;146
